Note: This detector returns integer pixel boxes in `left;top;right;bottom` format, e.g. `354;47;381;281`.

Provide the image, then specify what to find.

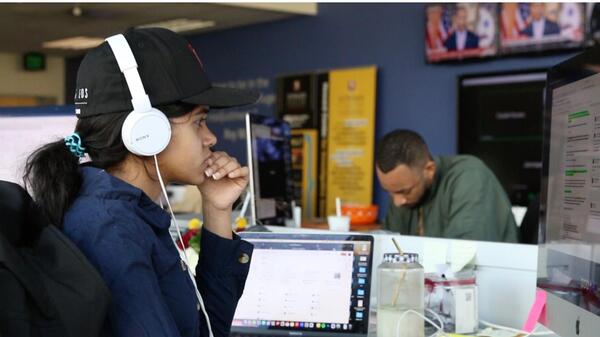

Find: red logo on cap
187;44;204;71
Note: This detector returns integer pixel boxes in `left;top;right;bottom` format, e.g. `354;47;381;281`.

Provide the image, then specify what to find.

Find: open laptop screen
232;233;374;337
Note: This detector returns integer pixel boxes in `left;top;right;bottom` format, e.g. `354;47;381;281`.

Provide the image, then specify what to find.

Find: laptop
231;233;375;337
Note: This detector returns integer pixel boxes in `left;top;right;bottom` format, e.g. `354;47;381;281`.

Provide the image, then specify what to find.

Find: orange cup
341;204;379;225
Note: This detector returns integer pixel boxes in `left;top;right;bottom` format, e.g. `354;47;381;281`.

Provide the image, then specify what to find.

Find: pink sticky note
523;289;547;332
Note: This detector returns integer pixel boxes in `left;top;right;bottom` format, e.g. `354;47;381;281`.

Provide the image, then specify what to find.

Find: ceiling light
138;18;215;33
72;5;82;17
42;36;104;50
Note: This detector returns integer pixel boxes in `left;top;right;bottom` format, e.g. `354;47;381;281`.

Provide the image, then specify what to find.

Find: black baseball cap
74;27;259;118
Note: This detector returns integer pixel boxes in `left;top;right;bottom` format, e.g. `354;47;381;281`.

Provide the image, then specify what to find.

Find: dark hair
23;102;196;227
375;129;433;173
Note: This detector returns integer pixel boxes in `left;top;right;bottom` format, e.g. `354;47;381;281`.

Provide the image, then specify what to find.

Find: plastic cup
327;215;351;232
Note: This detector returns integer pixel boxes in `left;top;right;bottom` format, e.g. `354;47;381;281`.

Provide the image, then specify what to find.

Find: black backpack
0;180;111;337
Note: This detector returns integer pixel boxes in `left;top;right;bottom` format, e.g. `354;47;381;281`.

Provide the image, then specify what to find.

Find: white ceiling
0;3;316;56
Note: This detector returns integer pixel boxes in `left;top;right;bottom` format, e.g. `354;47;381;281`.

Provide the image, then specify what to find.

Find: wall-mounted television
425;3;498;63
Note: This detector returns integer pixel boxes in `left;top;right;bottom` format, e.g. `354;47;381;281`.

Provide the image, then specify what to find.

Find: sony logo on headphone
135;134;150;142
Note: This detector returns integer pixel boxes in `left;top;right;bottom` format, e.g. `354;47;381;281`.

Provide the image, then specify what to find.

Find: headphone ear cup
121;108;171;156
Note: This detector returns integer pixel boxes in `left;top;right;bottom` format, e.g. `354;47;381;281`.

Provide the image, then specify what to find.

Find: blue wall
188;3;576;218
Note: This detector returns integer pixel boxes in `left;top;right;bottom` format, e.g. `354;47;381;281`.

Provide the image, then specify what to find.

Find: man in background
375;129;518;243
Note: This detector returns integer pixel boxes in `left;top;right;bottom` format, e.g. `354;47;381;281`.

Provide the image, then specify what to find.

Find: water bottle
377;253;424;337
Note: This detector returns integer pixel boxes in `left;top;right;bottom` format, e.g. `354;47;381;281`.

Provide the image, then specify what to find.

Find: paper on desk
450;241;477;273
423;241;449;273
477;328;519;337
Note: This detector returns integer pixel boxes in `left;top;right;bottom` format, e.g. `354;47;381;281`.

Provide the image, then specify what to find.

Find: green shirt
383;155;518;243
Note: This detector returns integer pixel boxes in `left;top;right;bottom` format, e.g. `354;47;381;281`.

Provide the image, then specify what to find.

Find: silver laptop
231;233;374;337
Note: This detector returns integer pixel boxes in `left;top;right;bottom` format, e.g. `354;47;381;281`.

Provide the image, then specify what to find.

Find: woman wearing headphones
23;28;258;337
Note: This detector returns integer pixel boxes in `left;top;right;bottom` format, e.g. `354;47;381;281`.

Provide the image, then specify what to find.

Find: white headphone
105;34;171;156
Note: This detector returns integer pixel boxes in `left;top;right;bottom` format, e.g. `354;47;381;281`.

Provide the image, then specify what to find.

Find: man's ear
423;159;436;182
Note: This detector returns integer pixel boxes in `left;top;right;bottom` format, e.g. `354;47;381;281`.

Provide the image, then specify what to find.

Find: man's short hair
376;129;433;173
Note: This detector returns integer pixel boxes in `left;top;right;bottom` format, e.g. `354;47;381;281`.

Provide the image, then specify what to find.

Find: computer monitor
0;106;76;184
245;113;293;226
539;46;600;337
459;70;547;207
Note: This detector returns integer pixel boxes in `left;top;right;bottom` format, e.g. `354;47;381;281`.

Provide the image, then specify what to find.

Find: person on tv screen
521;3;560;38
375;129;518;243
444;6;480;51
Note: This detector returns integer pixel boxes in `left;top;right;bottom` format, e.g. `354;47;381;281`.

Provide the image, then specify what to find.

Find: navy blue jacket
62;166;253;337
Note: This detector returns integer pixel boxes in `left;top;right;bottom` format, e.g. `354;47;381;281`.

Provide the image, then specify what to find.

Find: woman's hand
197;151;248;239
198;151;248;210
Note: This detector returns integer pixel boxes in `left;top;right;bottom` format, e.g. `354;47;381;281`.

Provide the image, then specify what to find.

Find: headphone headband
105;33;171;157
105;34;152;113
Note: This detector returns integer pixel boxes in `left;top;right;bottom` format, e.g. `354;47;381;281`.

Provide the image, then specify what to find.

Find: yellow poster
326;66;377;215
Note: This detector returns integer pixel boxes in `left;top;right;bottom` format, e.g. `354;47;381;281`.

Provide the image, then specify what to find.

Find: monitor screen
231;233;374;337
245;114;293;225
539;46;600;337
0;106;76;184
459;70;547;206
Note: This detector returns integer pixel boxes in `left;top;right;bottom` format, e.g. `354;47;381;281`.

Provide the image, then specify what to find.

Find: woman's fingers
205;152;241;180
227;166;249;179
212;160;240;180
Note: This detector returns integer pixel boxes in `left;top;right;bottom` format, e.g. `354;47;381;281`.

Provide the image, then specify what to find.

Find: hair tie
64;132;86;158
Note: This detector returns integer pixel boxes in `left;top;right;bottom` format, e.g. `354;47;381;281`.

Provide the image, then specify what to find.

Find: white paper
477;327;520;337
422;241;448;274
450;241;477;273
